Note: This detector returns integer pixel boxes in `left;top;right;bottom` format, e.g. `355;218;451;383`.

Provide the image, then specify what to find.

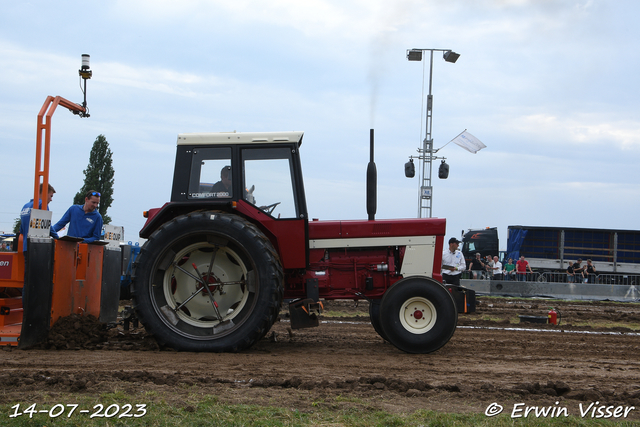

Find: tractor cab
141;131;310;269
170;131;307;220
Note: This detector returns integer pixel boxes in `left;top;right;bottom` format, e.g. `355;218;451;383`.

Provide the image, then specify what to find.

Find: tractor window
242;148;298;219
188;147;232;199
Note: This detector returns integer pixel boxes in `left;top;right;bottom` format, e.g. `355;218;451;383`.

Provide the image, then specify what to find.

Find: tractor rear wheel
379;277;457;354
132;211;283;352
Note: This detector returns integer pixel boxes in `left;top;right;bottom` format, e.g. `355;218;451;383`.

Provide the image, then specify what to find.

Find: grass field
2;392;638;426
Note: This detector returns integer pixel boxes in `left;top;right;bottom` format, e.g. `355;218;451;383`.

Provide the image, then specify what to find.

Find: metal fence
461;270;640;285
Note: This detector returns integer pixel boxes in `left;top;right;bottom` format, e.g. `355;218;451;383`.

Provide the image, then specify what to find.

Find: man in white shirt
492;256;503;280
441;237;466;286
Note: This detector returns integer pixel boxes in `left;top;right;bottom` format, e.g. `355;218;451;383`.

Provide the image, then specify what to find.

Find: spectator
52;190;103;243
441;237;466;286
504;258;516;280
516;255;533;281
572;258;586;283
585;259;597;283
567;262;575;283
468;253;485;279
485;255;494;278
492;256;503;280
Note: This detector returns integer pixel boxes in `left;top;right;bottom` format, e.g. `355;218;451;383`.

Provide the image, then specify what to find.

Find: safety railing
461;270;640;285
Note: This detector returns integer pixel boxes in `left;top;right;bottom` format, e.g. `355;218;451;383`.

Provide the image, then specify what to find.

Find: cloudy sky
1;0;639;248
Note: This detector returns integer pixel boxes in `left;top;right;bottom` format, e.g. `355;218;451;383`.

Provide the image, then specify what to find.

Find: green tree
74;134;115;224
13;217;20;234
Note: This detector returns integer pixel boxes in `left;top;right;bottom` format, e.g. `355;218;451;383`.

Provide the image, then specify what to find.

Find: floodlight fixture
438;160;449;179
443;50;460;63
404;158;415;178
79;54;92;79
407;49;423;61
81;54;90;70
77;54;92;117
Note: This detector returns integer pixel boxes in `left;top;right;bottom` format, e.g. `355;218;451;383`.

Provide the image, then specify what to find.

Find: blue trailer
505;225;640;275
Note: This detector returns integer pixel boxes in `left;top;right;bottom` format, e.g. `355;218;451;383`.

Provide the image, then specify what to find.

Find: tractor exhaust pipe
366;129;377;221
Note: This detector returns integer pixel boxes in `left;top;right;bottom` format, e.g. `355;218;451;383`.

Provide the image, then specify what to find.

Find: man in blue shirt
20;183;57;253
53;190;103;242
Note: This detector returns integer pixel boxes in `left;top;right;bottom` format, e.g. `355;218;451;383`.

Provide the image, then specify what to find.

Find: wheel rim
152;238;255;339
398;297;437;334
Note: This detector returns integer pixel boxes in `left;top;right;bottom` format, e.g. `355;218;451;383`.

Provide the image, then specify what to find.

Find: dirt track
2;298;640;420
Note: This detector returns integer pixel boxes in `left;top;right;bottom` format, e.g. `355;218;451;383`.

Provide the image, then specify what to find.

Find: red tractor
133;131;458;353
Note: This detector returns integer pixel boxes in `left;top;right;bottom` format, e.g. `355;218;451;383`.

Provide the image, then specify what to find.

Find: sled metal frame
0;96;88;347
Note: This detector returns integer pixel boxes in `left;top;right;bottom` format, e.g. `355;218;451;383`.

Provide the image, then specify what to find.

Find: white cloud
97;62;211;97
508;114;640;149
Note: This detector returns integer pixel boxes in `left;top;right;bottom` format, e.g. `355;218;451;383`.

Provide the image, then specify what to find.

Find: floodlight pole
407;48;459;218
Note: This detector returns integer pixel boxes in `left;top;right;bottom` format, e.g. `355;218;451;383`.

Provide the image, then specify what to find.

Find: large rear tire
132;211;283;352
379;277;457;354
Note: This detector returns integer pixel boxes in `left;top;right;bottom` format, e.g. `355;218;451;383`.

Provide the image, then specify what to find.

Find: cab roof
177;131;304;146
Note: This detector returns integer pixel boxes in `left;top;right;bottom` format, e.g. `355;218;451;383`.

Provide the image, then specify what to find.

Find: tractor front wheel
368;299;388;342
379;277;457;354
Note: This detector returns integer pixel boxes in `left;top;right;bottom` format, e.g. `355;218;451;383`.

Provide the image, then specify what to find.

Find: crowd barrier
462;271;640;285
460;277;640;302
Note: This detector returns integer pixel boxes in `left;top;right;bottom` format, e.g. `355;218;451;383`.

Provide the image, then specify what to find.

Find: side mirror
404;159;415;178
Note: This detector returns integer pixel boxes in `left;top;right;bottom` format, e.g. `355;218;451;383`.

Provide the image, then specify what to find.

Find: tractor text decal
104;231;122;241
29;218;51;229
0;254;12;280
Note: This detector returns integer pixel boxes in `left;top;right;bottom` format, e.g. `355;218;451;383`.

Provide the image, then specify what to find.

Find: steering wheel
260;202;281;215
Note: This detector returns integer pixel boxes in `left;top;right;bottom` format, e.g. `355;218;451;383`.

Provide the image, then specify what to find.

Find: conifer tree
74;134;115;224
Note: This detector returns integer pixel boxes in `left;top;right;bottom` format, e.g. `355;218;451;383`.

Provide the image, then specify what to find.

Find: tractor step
288;298;324;329
445;285;476;314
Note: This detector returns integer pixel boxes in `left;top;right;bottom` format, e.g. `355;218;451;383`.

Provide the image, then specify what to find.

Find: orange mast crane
0;54;95;348
34;54;91;208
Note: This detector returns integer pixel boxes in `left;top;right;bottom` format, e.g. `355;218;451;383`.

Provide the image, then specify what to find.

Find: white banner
103;224;124;249
27;209;53;238
452;131;486;154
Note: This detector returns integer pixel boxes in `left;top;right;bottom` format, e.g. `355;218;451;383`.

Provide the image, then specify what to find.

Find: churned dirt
2;298;640;420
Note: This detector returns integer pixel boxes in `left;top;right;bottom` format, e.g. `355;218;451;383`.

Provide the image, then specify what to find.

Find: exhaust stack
366;129;377;221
